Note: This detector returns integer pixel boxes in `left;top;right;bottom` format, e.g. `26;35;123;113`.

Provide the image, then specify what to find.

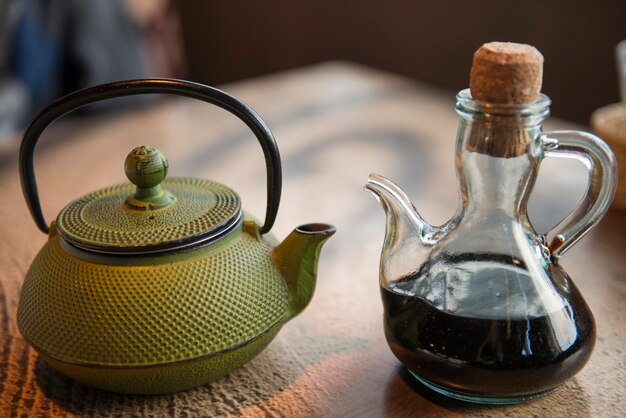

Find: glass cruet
365;43;617;404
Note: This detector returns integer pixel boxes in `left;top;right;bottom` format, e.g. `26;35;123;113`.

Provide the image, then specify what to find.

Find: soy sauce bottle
365;42;617;404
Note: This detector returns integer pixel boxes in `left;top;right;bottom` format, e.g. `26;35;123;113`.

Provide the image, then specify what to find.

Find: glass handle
541;131;617;258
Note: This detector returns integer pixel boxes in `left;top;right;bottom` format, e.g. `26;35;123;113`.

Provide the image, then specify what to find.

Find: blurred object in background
0;0;31;136
591;40;626;210
618;40;626;105
0;0;185;136
124;0;186;79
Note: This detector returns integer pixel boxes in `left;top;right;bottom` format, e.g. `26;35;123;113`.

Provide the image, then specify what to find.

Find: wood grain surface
0;63;624;417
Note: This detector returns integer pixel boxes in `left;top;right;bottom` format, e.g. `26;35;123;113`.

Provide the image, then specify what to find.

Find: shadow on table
34;319;371;417
383;365;591;417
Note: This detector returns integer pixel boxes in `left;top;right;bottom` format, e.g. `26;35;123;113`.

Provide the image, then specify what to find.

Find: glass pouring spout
364;174;442;282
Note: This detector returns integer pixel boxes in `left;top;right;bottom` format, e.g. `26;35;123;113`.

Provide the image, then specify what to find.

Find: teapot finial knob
125;145;168;188
124;146;176;210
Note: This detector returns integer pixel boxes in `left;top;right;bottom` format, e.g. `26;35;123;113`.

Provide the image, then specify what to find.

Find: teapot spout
364;173;437;248
273;223;336;320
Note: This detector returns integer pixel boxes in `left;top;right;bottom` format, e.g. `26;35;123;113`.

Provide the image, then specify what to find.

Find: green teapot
16;79;335;395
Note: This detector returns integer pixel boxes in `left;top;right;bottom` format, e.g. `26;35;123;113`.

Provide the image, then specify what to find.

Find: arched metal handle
541;131;617;258
19;78;281;235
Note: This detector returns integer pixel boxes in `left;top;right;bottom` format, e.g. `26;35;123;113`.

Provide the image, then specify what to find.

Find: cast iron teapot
17;79;335;394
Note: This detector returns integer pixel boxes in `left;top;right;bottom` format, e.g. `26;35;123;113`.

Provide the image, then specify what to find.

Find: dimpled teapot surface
17;79;335;394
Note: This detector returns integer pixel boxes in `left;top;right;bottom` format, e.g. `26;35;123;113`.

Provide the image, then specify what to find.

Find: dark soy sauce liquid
382;281;596;397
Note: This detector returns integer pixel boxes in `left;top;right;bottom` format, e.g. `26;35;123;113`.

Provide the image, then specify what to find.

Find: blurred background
1;0;625;135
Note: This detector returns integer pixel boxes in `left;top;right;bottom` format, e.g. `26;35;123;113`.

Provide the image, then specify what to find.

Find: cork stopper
465;42;546;158
470;42;543;104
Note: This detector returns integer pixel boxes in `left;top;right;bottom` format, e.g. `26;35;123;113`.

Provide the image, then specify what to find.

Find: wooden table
0;63;624;417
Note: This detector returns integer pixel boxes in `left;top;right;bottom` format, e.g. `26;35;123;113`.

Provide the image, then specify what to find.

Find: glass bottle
365;89;617;404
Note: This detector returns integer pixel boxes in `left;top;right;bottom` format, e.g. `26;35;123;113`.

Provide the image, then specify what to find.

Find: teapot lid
56;146;242;254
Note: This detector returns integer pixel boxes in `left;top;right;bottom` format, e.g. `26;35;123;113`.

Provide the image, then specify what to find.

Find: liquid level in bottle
382;283;595;398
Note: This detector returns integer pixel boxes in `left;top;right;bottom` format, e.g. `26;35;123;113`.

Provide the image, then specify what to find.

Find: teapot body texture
366;89;616;404
19;217;333;394
19;219;283;394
